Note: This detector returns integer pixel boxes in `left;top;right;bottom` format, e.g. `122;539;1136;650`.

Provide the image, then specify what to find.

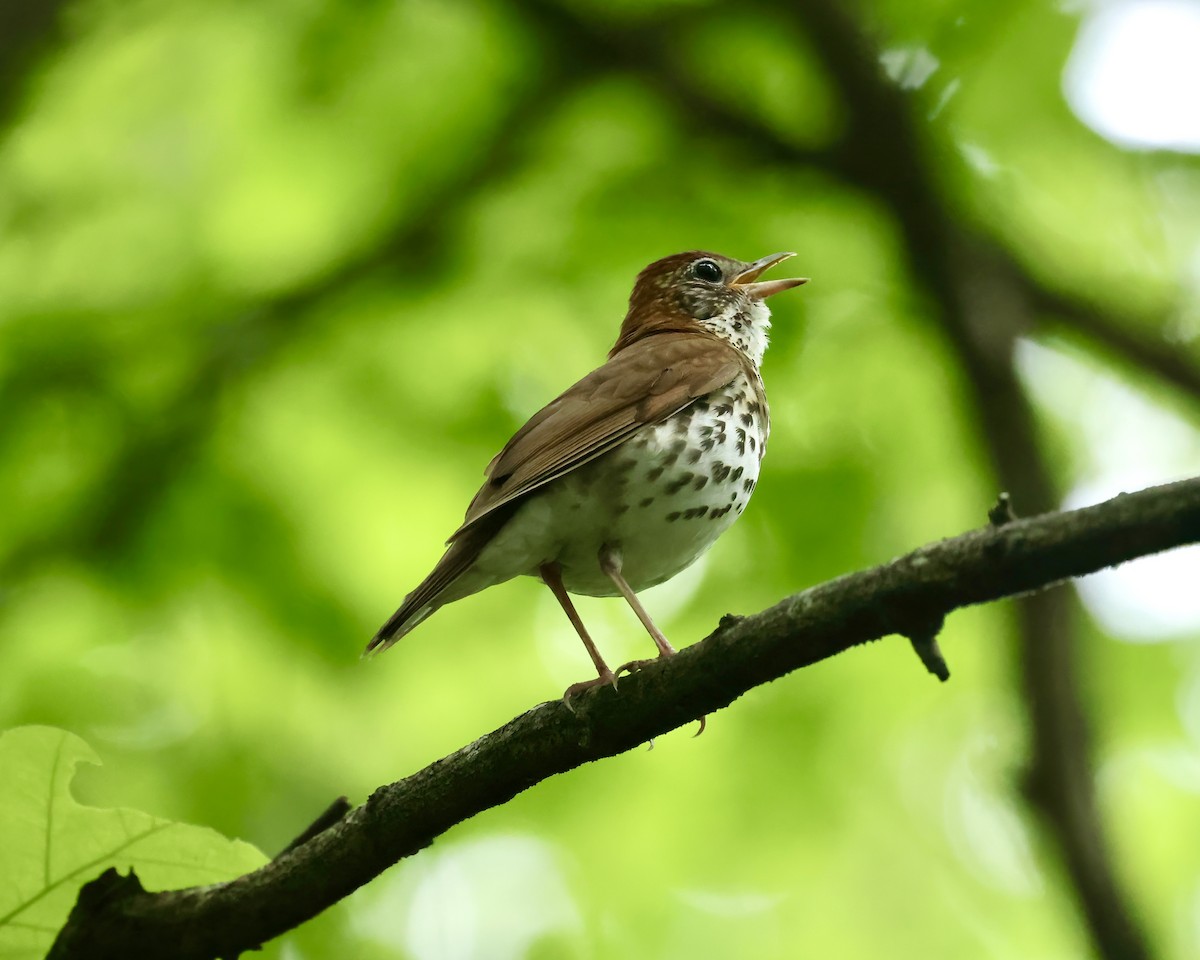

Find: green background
2;0;1199;957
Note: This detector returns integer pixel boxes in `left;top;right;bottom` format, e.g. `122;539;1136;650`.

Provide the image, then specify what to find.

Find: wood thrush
368;251;807;699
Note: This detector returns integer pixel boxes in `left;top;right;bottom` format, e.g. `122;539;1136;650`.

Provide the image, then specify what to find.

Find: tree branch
49;477;1200;960
1029;283;1200;402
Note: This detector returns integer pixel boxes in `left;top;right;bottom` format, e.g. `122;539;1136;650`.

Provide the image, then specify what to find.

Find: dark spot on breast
731;466;743;482
740;412;754;427
666;511;682;522
647;466;665;482
693;399;710;412
748;435;756;452
743;478;755;493
665;473;694;495
729;492;737;502
683;506;708;519
659;435;688;467
693;475;708;491
714;403;734;416
701;437;715;452
686;446;703;465
711;462;730;483
710;504;732;519
698;425;714;439
640;496;655;507
615;504;629;515
735;428;746;455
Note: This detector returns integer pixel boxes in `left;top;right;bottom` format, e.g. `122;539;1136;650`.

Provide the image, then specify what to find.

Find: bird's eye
692;258;722;283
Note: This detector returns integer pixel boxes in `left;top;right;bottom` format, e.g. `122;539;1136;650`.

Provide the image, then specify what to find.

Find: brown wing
449;332;745;540
367;331;744;653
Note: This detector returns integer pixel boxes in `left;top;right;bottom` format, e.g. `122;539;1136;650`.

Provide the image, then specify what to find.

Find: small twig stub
988;493;1016;527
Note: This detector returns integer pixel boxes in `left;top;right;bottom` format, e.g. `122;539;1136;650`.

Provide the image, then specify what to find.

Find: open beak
731;251;809;300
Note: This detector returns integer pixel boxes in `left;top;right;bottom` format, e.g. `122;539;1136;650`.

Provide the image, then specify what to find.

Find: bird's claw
562;670;618;709
615;657;660;678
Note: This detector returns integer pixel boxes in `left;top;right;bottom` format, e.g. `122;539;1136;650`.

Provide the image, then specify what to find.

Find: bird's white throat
697;300;772;367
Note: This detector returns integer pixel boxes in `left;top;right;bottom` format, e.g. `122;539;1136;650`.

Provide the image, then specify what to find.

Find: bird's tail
365;550;463;655
365;507;516;656
365;600;435;655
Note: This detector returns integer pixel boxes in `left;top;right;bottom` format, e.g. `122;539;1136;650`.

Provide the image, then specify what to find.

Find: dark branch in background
48;478;1200;960
1030;284;1200;401
514;0;838;166
0;0;72;130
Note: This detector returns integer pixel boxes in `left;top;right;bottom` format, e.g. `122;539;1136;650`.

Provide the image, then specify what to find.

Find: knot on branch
277;796;352;858
47;868;146;960
988;492;1016;526
900;611;950;682
76;866;145;913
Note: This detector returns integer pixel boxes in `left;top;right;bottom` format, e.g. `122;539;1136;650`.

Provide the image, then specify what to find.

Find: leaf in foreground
0;726;266;959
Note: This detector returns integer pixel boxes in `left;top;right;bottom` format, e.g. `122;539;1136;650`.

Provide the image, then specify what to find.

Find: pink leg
598;543;676;663
599;544;706;735
540;562;617;700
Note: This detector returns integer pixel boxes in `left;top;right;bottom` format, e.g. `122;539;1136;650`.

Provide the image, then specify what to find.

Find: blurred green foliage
1;0;1198;957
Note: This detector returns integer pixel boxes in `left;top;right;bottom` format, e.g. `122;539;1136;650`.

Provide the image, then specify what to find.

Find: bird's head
610;251;808;365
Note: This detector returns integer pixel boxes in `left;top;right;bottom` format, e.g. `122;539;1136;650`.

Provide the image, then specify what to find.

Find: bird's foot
615;657;655;677
561;670;618;710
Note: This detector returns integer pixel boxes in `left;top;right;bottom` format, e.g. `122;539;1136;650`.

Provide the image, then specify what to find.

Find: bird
367;251;807;700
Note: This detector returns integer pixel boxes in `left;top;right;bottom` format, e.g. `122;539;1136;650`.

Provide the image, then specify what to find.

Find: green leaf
0;726;266;959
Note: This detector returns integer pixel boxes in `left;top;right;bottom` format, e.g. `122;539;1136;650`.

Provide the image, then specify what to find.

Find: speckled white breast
467;371;768;597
